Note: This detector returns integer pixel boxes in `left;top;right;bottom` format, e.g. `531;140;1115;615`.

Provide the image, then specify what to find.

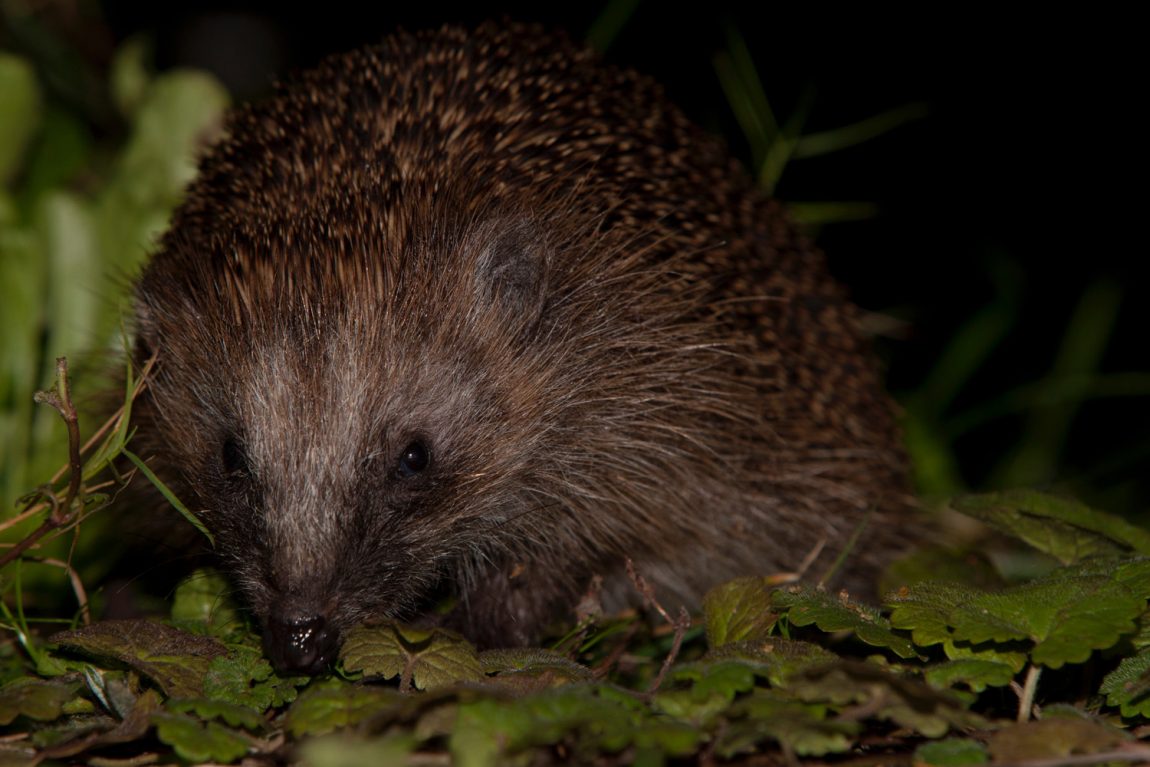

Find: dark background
68;3;1150;511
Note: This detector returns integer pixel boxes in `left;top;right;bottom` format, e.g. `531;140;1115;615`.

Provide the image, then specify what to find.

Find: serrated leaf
167;698;264;730
50;620;226;698
915;737;989;766
152;710;250;763
35;689;161;761
286;680;403;738
340;624;483;691
0;676;82;725
954;490;1150;563
987;717;1128;763
721;692;857;757
705;637;837;687
925;659;1018;692
772;585;920;658
655;660;757;722
202;644;307;711
950;567;1143;668
478;647;593;690
1100;648;1150;717
704;576;777;647
794;661;983;738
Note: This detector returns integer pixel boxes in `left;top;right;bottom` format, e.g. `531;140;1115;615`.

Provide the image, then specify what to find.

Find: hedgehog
129;22;912;674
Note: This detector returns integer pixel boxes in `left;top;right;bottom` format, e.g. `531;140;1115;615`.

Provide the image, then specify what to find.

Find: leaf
704;577;777;647
340;624;483;691
170;568;241;636
654;660;758;723
925;659;1018;692
949;565;1144;668
286;680;403;738
202;644;307;711
36;689;161;761
772;585;920;658
954;490;1150;563
915;738;990;766
1100;648;1150;717
720;692;857;757
705;637;837;688
987;716;1128;763
50;620;227;698
167;697;264;730
890;560;1148;669
478;648;593;691
152;710;251;764
0;676;82;725
794;661;983;738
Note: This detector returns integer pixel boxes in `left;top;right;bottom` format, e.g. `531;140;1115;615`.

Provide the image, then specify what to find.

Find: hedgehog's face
135;218;557;674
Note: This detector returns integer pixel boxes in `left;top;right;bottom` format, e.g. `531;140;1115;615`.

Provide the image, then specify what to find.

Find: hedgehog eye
396;441;431;479
221;437;250;479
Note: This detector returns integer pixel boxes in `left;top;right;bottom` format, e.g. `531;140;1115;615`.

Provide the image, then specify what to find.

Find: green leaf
170;568;242;636
1100;648;1150;717
704;577;777;647
954;490;1150;562
152;710;251;764
720;692;857;757
0;676;82;725
772;585;920;658
340;624;483;691
925;659;1018;692
166;697;264;730
915;738;990;766
50;620;226;698
987;716;1128;763
202;644;307;711
705;637;837;688
478;647;593;691
286;680;403;738
654;660;757;723
794;661;983;738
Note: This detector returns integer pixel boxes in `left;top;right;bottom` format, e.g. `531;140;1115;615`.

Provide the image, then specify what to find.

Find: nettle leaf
151;710;251;764
987;716;1129;763
170;568;243;637
478;647;593;691
287;680;404;738
704;637;837;688
0;676;83;725
925;659;1018;692
720;692;857;757
202;644;307;711
167;697;264;730
1100;648;1150;717
654;660;758;723
954;491;1150;563
949;565;1145;668
340;624;483;691
704;576;777;647
771;585;920;658
915;737;989;766
50;620;226;698
891;560;1149;669
794;661;983;738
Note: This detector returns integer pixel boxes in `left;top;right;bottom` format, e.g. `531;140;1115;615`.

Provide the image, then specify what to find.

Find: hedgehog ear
474;221;550;334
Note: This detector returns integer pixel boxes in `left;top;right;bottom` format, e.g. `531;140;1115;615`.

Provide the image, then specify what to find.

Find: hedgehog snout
263;609;340;675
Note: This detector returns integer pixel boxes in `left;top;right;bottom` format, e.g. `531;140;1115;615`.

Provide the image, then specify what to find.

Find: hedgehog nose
264;613;338;675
